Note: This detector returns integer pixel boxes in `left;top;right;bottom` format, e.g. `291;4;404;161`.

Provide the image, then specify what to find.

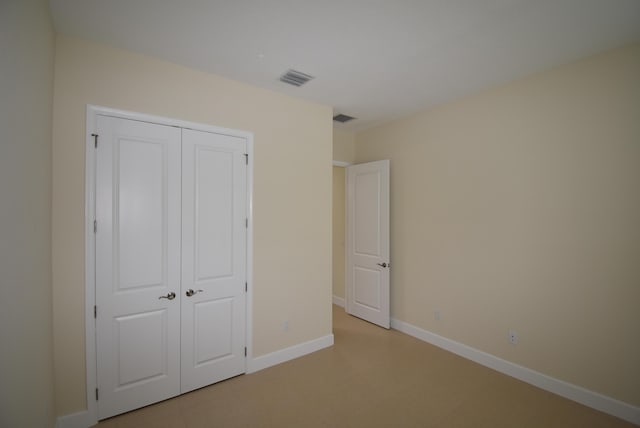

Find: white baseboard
390;318;640;425
332;295;345;307
56;409;96;428
247;334;334;373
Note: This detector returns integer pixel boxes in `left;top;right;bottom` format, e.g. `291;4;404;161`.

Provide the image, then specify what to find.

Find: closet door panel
95;115;181;419
181;128;247;393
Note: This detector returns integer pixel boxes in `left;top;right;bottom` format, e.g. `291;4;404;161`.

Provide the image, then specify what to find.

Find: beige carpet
95;305;634;427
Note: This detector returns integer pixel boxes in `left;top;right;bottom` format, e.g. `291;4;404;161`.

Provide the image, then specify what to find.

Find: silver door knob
377;262;389;268
159;292;176;300
185;289;203;297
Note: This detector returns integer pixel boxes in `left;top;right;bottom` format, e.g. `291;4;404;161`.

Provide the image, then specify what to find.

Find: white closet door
95;116;182;419
180;128;247;393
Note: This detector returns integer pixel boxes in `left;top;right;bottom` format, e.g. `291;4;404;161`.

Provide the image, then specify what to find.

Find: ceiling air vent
333;114;356;123
279;69;314;87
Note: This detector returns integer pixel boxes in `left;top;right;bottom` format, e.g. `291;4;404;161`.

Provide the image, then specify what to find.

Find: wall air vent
333;114;356;123
279;69;314;87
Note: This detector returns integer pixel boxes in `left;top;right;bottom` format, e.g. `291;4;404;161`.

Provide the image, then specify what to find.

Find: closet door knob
159;292;176;300
185;289;203;297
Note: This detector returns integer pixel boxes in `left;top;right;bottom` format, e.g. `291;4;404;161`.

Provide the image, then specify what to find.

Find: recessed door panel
117;139;165;290
115;310;168;387
196;147;234;280
353;267;381;310
194;298;233;365
354;171;381;257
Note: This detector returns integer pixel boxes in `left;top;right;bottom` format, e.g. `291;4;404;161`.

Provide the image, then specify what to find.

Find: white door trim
84;105;254;425
332;160;351;167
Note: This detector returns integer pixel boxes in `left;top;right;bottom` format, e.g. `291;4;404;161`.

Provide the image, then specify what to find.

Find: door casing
84;105;254;425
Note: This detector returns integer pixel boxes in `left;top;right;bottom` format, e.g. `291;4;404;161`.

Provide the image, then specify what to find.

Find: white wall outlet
434;310;441;321
508;329;519;345
283;320;289;332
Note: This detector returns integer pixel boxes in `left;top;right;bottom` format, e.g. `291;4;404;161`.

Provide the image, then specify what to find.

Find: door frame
84;105;254;424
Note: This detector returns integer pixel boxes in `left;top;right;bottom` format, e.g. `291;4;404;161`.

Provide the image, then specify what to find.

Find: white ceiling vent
279;69;314;87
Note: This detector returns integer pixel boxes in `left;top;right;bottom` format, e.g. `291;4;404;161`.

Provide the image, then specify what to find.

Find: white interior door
180;129;247;393
346;160;390;328
95;116;182;419
95;115;248;419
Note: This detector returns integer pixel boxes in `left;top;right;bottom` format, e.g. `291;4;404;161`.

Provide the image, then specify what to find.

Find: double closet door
95;115;247;419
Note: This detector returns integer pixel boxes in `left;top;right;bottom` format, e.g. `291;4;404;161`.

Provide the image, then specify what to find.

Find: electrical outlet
508;330;519;345
434;310;441;321
283;320;289;332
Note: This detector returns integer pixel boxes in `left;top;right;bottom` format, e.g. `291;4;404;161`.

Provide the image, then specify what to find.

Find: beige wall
355;44;640;406
52;35;333;416
332;166;346;300
333;128;356;163
0;0;56;426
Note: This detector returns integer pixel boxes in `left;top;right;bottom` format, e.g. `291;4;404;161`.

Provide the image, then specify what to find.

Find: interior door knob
185;289;203;297
377;262;389;268
159;292;176;300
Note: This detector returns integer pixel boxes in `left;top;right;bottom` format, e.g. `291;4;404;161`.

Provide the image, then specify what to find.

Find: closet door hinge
94;305;97;319
93;220;97;234
95;388;99;401
245;282;248;292
245;218;248;228
244;347;247;357
91;133;99;148
244;153;248;165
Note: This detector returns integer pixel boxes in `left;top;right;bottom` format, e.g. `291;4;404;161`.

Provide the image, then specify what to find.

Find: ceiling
50;0;640;131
